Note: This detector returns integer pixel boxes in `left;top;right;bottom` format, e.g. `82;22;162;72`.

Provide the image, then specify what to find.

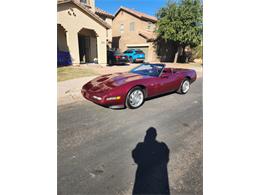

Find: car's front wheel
126;87;145;109
178;78;190;94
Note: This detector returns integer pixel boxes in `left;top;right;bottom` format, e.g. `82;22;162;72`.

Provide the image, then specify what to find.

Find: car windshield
130;64;165;77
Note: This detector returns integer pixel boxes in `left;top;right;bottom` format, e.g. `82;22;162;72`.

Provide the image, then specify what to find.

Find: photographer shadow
132;127;170;195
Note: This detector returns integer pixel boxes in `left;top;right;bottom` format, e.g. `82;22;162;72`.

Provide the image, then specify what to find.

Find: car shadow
91;91;180;110
87;89;181;110
107;63;130;66
146;90;179;102
132;127;170;195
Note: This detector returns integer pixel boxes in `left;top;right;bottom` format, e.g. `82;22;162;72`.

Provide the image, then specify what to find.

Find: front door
78;35;90;63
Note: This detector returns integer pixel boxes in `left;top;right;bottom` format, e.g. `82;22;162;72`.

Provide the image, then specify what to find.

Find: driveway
58;77;203;195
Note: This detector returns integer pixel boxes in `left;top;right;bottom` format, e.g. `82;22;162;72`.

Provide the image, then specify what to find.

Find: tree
156;0;202;63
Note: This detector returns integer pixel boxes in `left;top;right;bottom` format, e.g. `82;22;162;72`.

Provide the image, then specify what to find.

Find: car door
166;71;183;92
144;69;170;96
149;70;183;95
145;77;163;97
146;76;171;97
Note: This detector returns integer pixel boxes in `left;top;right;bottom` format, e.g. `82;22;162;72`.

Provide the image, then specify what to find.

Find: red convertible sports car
81;63;196;109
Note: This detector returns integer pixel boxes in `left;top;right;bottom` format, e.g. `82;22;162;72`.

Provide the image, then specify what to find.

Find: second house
112;7;159;62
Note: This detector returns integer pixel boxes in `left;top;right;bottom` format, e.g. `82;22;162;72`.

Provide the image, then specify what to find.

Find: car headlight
106;96;121;100
93;96;102;100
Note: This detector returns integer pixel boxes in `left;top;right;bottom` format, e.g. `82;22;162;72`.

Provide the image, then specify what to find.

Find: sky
95;0;169;17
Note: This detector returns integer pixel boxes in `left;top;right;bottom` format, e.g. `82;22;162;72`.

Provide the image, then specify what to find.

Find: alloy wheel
182;80;190;93
128;89;144;108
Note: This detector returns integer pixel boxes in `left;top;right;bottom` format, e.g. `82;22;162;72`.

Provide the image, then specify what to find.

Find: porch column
97;36;107;66
66;31;80;65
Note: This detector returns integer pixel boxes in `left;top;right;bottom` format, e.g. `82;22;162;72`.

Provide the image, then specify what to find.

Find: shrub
190;45;203;62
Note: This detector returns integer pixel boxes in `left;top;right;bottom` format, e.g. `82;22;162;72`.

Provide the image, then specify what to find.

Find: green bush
190;45;203;61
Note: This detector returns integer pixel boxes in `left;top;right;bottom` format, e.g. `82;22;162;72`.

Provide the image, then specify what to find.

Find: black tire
125;87;145;109
177;78;190;94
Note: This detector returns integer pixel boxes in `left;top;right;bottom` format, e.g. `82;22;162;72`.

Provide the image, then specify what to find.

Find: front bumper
134;58;145;62
81;89;125;108
114;58;128;64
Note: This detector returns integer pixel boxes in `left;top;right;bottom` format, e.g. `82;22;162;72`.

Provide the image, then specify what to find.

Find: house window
120;24;124;33
129;22;135;31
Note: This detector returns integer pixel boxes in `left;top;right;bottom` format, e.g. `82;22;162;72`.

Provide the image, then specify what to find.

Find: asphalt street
58;78;203;195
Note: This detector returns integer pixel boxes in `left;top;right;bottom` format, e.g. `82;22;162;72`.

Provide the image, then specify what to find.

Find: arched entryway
57;24;72;66
57;24;69;52
78;28;98;64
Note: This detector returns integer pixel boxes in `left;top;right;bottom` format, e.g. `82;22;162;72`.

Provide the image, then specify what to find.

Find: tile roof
115;6;158;23
57;0;111;29
138;30;157;41
95;7;114;19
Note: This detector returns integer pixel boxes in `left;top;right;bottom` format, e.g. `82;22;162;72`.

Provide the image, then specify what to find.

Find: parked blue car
123;49;145;63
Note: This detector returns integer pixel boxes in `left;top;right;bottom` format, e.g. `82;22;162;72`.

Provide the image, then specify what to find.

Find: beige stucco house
57;0;113;65
112;7;159;62
95;7;114;48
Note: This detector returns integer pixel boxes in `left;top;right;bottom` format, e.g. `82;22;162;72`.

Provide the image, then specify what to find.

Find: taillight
115;56;120;59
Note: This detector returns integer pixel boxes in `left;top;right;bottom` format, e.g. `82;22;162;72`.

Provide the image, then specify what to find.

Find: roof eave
113;7;157;23
140;16;157;23
138;32;156;42
57;0;111;29
95;12;114;19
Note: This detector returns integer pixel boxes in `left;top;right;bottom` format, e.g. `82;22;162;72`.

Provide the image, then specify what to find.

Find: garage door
127;46;149;61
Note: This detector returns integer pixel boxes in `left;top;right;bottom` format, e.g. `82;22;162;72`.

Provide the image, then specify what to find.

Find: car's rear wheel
178;78;190;94
126;87;145;109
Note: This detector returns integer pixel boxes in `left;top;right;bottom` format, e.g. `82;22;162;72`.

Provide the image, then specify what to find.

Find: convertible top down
81;63;196;109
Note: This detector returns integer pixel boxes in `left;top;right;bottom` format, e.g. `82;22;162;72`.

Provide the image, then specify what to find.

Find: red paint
81;64;197;108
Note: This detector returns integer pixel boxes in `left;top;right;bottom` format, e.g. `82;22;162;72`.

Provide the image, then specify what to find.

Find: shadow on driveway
132;127;170;195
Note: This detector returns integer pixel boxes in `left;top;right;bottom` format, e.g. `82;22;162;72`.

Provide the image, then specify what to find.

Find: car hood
85;72;147;93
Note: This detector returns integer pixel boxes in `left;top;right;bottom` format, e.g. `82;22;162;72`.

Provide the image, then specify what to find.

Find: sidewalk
58;63;202;106
58;76;98;106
